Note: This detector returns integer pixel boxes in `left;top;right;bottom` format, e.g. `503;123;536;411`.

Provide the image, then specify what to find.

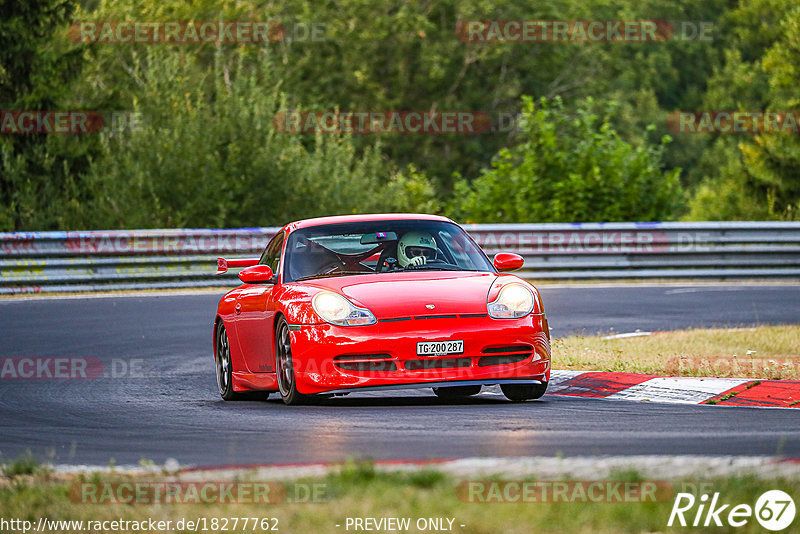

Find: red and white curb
549;370;800;408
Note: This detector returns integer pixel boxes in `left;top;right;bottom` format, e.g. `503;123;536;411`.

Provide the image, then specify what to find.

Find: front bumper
288;314;551;394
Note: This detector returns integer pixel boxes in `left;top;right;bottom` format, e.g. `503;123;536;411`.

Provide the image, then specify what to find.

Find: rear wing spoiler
215;257;260;275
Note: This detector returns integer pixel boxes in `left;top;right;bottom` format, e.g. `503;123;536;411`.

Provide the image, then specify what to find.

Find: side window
259;231;285;278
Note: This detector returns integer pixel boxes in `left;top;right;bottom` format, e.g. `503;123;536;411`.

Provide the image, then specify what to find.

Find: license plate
416;340;464;356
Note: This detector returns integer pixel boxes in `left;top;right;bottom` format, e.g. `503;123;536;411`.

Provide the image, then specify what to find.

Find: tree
451;96;682;223
77;48;438;228
0;0;94;230
686;0;800;220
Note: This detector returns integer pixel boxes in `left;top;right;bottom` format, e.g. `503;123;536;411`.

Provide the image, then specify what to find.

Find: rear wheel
275;317;312;405
501;382;548;402
215;321;250;401
433;385;482;399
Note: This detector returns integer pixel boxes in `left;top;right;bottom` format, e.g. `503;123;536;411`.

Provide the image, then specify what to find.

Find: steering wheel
406;258;446;268
378;257;401;272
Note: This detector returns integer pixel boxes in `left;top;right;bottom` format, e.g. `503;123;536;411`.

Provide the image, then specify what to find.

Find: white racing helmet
398;231;437;267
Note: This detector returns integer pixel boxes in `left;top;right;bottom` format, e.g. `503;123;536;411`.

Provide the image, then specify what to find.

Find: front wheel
433;385;482;399
275;317;313;405
501;382;548;402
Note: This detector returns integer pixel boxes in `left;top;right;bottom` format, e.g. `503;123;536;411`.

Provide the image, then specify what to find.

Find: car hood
306;271;499;319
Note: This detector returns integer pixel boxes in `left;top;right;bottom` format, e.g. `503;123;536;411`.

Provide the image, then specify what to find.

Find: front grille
481;344;532;354
478;344;533;367
379;313;488;322
334;361;397;372
478;354;530;367
333;354;392;362
333;354;396;372
404;358;471;371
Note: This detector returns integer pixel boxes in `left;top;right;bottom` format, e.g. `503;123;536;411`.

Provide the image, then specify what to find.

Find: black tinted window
259;231;284;276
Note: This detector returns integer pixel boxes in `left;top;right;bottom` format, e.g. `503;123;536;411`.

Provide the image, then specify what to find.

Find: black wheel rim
216;324;231;395
276;323;293;397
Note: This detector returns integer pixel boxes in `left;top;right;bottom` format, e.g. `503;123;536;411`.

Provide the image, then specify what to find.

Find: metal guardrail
1;222;799;293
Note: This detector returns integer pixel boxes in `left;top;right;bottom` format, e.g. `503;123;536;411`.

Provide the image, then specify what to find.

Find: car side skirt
232;371;278;392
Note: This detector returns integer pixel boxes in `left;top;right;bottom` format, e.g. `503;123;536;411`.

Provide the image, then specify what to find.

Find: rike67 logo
668;490;795;531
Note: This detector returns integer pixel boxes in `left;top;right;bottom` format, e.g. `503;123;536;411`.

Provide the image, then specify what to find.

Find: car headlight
312;291;377;326
488;283;534;319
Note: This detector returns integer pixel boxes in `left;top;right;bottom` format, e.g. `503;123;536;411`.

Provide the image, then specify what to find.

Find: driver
398;231;437;267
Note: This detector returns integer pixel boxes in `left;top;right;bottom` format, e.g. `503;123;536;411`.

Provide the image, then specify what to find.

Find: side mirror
493;252;524;271
238;265;275;284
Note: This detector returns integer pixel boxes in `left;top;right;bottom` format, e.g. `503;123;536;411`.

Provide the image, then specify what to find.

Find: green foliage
405;469;446;489
739;5;800;219
1;451;40;478
331;459;377;486
0;0;79;106
452;96;682;223
0;0;98;231
61;0;729;198
74;49;438;228
3;0;798;228
686;0;800;221
685;139;773;220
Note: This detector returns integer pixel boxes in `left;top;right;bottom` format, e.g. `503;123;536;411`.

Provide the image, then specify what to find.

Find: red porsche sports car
213;214;551;405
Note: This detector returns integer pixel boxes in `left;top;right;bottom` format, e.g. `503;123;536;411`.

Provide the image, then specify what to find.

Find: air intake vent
478;345;533;367
404;358;471;371
334;361;397;372
478;354;530;367
333;354;396;372
333;354;392;362
481;344;533;354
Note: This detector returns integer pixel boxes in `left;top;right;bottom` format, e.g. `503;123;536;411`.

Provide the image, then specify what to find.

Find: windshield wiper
404;264;462;271
295;271;371;282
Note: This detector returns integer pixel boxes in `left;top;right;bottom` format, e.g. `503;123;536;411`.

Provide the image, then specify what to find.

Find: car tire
275;317;313;406
432;385;482;399
215;321;252;401
501;382;548;402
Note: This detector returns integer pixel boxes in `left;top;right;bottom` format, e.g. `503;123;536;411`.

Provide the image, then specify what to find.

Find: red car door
233;231;284;373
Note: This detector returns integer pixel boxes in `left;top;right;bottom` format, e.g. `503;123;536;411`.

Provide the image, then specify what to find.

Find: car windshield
283;220;494;282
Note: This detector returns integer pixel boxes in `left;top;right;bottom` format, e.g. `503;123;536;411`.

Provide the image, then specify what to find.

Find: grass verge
554;325;800;379
0;460;798;533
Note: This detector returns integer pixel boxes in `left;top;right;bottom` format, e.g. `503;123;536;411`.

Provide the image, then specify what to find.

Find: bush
451;96;682;223
76;48;439;229
1;451;40;478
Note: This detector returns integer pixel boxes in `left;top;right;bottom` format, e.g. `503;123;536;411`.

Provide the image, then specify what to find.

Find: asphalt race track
1;284;799;467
